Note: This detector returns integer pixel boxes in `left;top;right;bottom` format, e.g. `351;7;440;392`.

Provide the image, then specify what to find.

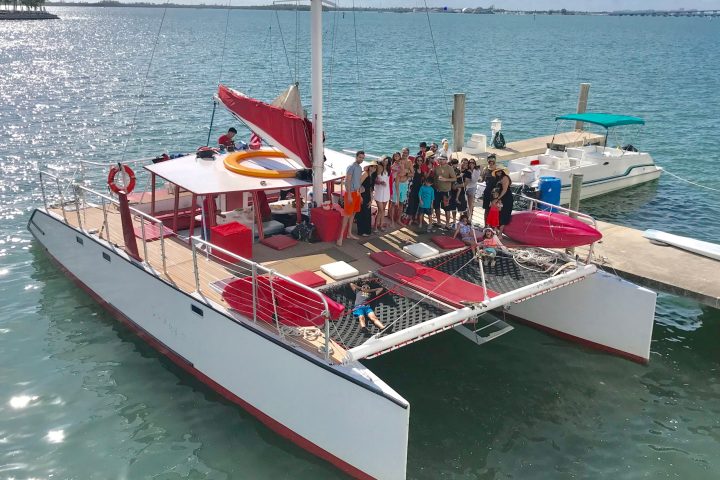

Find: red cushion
369;250;405;267
260;235;298;250
222;276;344;327
378;261;497;308
289;270;327;288
431;235;466;249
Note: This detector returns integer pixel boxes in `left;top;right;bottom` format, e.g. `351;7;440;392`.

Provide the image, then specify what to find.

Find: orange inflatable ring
107;164;136;194
224;149;298;179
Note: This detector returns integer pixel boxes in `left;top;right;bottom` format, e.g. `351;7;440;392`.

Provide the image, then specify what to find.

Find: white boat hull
505;145;663;204
505;269;657;363
557;166;663;204
28;209;409;480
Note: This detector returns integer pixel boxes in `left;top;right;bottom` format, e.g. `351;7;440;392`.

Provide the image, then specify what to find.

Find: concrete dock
580;221;720;309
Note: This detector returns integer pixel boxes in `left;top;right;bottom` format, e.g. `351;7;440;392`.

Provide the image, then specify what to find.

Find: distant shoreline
42;3;720;17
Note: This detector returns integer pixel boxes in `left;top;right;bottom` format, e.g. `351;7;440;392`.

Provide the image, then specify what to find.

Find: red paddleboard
502;211;602;248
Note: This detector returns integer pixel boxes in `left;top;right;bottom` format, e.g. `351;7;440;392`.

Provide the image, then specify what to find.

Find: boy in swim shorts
350;281;386;335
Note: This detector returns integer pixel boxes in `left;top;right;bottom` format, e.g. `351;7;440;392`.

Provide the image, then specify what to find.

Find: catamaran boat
26;3;658;479
506;113;663;204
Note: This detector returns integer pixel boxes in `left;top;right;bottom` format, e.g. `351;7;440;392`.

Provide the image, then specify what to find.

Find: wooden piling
452;93;466;154
569;173;583;218
575;83;590;131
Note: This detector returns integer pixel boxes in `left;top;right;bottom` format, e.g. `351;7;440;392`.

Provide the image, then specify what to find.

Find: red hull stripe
506;313;649;365
40;248;377;480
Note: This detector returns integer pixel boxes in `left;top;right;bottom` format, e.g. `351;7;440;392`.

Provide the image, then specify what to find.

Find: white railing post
55;177;67;222
101;197;110;241
324;316;331;362
192;239;201;293
251;263;258;323
139;216;148;263
39;172;48;211
159;221;167;274
73;185;83;230
268;271;282;333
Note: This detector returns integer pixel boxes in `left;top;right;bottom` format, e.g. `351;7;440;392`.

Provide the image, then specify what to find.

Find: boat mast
311;0;324;206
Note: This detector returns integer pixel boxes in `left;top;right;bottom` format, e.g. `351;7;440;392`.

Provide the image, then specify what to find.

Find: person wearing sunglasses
481;154;499;224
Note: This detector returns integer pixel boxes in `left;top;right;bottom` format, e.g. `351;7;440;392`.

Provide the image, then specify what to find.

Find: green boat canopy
555;113;645;129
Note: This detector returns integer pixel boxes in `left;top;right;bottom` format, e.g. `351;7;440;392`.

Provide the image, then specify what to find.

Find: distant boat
506;113;663;203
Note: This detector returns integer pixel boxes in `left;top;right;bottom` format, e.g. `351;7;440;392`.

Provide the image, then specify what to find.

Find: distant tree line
2;0;47;11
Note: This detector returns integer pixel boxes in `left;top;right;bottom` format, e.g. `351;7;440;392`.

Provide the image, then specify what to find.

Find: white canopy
144;148;355;195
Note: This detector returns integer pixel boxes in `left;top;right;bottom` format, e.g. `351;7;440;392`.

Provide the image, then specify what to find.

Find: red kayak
502;210;602;248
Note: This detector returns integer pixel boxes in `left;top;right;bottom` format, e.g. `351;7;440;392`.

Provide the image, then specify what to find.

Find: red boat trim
505;312;649;365
39;246;377;480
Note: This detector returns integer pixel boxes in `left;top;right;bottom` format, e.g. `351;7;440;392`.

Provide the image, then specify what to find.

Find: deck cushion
378;261;498;308
402;242;440;259
222;276;344;326
288;270;327;288
431;235;466;250
320;261;359;281
260;234;298;251
368;250;405;267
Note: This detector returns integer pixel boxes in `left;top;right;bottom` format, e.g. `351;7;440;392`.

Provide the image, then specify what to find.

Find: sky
102;0;720;10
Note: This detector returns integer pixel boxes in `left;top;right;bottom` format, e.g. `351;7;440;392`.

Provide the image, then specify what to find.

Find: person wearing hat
480;227;505;268
438;138;452;160
420;150;435;177
432;155;457;230
492;167;513;235
356;160;378;236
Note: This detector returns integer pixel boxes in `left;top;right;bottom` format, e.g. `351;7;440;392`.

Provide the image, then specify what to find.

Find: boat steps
453;315;514;345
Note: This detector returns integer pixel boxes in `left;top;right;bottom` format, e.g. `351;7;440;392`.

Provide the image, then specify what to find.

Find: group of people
337;141;515;246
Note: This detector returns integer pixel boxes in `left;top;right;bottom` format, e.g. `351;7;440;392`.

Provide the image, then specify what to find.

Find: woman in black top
481;155;498;224
357;162;377;236
493;168;514;234
405;156;423;224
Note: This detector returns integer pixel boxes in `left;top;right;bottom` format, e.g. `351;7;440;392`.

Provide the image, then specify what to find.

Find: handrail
190;235;333;362
519;193;598;228
517;193;598;262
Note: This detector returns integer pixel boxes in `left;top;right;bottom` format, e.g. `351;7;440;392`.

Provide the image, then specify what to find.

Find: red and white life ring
107;164;136;194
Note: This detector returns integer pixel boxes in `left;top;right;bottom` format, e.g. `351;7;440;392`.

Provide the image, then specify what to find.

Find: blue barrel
538;176;561;212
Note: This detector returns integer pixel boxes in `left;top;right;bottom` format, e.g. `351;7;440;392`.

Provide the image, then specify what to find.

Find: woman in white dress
374;157;391;231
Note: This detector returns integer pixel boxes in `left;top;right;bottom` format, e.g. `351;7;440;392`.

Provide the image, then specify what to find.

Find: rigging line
295;0;300;84
274;8;294;84
217;0;233;86
422;0;450;118
119;0;170;163
351;0;365;149
662;168;720;192
325;0;340;118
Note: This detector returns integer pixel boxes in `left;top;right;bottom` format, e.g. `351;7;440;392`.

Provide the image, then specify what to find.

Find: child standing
486;188;502;230
418;177;435;232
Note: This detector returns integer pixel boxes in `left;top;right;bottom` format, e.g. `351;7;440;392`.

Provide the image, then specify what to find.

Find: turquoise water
1;7;719;479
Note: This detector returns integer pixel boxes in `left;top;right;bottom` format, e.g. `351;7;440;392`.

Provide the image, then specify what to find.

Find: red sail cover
217;84;313;168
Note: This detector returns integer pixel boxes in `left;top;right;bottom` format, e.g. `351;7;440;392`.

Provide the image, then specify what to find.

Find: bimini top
555;113;645;129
